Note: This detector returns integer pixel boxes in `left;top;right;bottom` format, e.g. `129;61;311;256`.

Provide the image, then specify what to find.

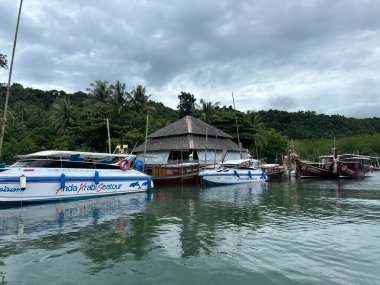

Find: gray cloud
1;0;380;118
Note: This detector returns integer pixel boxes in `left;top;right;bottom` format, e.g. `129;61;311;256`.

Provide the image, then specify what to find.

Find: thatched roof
134;134;244;152
134;115;245;153
148;115;232;139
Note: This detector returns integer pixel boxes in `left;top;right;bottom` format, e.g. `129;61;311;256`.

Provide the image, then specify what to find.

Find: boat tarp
224;151;247;161
136;151;170;165
197;150;223;165
197;150;247;165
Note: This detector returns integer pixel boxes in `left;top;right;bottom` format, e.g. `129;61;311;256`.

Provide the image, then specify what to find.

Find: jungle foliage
258;109;380;140
292;134;380;162
0;83;379;164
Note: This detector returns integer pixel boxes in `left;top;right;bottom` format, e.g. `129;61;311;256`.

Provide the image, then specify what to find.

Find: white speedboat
199;159;268;186
0;150;153;204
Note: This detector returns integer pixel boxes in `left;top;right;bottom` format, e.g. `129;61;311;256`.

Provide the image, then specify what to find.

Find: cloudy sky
1;0;379;118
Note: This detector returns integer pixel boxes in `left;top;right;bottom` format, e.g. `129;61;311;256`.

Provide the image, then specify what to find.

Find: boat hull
295;160;337;179
0;168;153;204
295;160;370;179
200;169;267;186
337;162;366;178
151;163;199;187
261;165;287;179
153;174;199;186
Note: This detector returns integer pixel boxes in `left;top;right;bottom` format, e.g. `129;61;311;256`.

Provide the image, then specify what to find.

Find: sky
0;0;380;118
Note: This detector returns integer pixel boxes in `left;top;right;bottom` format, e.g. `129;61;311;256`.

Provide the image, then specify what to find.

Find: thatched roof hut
134;116;246;165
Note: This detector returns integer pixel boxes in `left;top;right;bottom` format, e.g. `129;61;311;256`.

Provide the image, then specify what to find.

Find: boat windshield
221;159;260;169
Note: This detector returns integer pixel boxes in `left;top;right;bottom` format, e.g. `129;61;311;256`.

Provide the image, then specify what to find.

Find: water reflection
200;183;267;205
148;184;269;258
0;193;153;276
0;193;152;241
1;176;380;284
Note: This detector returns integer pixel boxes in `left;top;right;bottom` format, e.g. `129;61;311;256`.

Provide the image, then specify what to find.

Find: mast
205;126;208;166
106;118;111;153
0;0;24;157
214;133;217;168
232;92;242;158
332;137;337;159
143;112;149;172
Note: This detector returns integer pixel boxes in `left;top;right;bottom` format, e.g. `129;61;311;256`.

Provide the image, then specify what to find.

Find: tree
195;99;220;124
51;95;77;134
109;80;127;114
177;91;196;118
12;100;30;123
127;84;154;115
261;129;288;163
0;53;7;69
247;111;268;159
86;80;111;102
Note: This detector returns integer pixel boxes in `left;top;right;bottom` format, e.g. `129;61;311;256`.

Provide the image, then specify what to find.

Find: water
1;175;380;285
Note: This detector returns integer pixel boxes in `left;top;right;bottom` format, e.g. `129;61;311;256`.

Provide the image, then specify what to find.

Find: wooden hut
134;115;246;166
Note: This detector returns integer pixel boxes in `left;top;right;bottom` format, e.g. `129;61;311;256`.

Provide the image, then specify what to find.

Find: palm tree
109;80;127;114
0;53;7;69
247;111;268;159
127;84;155;115
86;80;112;102
13;100;30;123
195;99;220;124
51;95;77;134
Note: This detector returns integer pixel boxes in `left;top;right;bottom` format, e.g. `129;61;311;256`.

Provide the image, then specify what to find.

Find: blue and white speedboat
0;150;153;204
199;159;267;186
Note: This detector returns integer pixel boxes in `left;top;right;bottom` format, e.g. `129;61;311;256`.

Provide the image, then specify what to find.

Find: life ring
118;158;130;171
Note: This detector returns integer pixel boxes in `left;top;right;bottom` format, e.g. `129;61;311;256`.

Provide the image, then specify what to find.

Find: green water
1;175;380;285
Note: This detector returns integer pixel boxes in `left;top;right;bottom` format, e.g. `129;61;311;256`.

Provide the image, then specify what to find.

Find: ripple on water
1;181;380;285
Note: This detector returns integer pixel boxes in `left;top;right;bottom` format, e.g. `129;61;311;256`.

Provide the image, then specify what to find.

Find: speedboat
0;150;153;204
199;159;267;186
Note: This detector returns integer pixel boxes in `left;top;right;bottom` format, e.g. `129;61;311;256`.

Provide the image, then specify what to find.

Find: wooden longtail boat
149;162;200;186
292;149;373;179
294;159;337;179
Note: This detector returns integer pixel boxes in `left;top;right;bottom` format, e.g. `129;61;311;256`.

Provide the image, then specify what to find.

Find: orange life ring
118;158;130;171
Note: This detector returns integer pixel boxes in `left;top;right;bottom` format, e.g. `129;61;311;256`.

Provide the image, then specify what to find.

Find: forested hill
257;109;380;140
1;84;379;143
0;83;379;162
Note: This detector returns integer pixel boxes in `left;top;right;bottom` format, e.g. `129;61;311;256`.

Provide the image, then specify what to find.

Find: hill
257;109;380;140
0;83;379;162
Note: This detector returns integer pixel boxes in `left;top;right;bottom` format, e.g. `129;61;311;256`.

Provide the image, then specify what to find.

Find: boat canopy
222;159;251;165
16;150;136;162
136;151;170;165
221;159;261;167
